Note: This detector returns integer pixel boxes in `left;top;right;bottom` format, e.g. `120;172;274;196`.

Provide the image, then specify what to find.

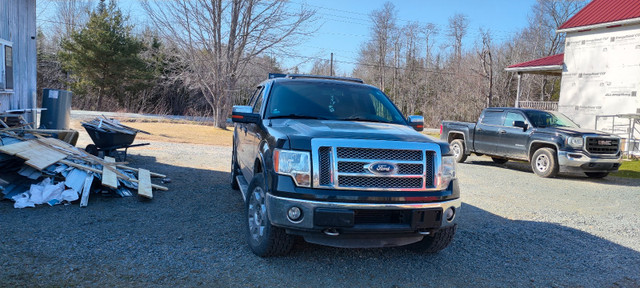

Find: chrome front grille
586;137;619;155
338;176;424;188
336;147;423;161
312;139;441;191
319;147;332;185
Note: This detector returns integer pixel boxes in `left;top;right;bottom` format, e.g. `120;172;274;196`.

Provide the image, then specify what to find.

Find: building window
0;40;13;91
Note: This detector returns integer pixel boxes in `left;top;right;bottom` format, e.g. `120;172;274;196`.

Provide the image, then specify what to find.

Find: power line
272;51;464;76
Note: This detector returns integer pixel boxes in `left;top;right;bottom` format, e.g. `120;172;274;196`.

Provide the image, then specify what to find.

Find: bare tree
476;29;494;108
447;14;469;64
310;59;335;76
53;0;94;39
142;0;316;128
369;2;397;91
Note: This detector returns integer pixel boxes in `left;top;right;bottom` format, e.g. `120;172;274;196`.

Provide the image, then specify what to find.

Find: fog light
445;207;455;222
287;206;302;221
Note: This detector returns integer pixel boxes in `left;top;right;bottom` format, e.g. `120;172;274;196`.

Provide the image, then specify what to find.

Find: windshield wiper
339;116;392;123
269;114;327;120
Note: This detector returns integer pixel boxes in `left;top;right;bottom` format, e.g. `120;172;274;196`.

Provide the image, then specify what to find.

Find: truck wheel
230;142;240;190
491;157;508;164
246;173;294;257
408;224;457;253
531;148;559;178
585;172;609;178
450;139;467;163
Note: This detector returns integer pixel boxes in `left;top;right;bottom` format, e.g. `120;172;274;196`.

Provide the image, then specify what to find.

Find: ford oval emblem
368;162;397;175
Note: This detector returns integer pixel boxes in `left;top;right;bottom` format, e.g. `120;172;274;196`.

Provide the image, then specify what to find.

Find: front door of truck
239;86;264;180
498;111;530;159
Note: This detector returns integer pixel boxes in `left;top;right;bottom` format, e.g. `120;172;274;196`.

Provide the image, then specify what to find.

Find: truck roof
268;73;364;84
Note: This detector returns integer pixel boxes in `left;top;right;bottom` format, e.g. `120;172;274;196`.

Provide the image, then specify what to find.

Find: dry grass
70;119;233;147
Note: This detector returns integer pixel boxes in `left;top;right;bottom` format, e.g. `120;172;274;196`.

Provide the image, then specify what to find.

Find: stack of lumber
0;130;167;208
81;116;149;135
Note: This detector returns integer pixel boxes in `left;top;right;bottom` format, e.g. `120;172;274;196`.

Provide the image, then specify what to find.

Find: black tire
450;139;467;163
408;224;457;253
245;173;294;257
531;148;559;178
585;172;609;178
230;141;240;190
85;144;98;156
491;157;508;164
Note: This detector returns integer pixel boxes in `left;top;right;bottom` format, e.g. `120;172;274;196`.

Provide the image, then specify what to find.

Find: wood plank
17;144;68;171
101;156;118;189
137;169;153;199
116;165;166;178
0;140;40;155
0;118;9;128
57;160;168;191
80;173;94;207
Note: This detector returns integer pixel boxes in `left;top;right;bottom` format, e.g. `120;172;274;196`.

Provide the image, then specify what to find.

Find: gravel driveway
1;141;639;287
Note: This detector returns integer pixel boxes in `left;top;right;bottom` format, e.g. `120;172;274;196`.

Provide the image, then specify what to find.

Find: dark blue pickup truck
441;107;622;178
231;74;460;257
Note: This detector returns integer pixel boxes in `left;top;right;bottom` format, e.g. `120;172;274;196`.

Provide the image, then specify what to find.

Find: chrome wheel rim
536;154;549;172
451;143;461;159
248;187;267;241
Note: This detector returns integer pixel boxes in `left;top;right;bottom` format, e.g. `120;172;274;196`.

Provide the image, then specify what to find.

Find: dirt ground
70;118;233;147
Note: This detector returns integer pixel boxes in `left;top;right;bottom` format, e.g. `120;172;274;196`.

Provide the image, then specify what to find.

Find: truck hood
268;119;439;150
537;126;616;137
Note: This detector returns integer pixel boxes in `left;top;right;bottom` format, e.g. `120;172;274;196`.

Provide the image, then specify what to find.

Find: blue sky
38;0;538;75
282;0;538;74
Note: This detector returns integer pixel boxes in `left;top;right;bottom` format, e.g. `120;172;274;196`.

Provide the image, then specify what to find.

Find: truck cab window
252;87;264;114
480;111;503;126
504;112;526;127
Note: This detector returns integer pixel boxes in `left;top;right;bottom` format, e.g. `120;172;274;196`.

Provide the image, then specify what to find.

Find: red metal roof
558;0;640;30
507;53;564;69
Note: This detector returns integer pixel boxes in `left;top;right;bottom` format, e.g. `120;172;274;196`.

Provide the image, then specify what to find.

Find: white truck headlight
274;149;311;187
567;136;584;148
436;155;456;190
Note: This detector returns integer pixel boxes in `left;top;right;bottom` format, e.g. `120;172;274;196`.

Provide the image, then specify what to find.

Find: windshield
523;110;579;128
265;81;407;124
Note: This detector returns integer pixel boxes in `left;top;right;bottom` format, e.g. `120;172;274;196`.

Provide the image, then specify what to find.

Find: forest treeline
37;0;586;128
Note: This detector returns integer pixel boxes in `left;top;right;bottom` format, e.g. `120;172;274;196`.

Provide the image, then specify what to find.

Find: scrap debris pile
0;128;167;209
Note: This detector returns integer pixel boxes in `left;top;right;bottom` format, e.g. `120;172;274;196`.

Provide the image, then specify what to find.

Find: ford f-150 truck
441;107;622;178
231;74;460;257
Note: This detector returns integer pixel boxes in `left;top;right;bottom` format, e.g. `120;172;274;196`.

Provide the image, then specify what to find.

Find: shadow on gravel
2;151;639;287
465;158;640;188
271;203;640;287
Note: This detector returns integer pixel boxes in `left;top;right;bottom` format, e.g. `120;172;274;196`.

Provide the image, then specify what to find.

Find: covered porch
504;53;564;110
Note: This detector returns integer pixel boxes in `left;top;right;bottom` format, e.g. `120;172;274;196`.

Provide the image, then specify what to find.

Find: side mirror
513;120;528;131
232;105;260;124
408;115;424;132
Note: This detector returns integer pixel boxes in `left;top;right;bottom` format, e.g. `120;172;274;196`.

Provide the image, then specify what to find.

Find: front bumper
557;151;622;173
266;194;461;247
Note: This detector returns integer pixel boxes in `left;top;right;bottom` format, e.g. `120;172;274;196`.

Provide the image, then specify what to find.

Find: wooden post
515;72;522;108
330;53;334;76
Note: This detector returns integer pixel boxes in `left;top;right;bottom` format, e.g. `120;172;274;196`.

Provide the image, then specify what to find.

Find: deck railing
517;101;558;111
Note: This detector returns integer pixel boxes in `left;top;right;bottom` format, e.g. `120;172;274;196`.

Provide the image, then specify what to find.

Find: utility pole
330;53;334;76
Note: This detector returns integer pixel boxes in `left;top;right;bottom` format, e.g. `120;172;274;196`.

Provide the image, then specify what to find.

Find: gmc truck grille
586;137;619;155
312;139;440;191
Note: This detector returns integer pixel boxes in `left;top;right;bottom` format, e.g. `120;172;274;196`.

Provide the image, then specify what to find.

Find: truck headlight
274;149;311;187
436;155;456;190
567;136;584;148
